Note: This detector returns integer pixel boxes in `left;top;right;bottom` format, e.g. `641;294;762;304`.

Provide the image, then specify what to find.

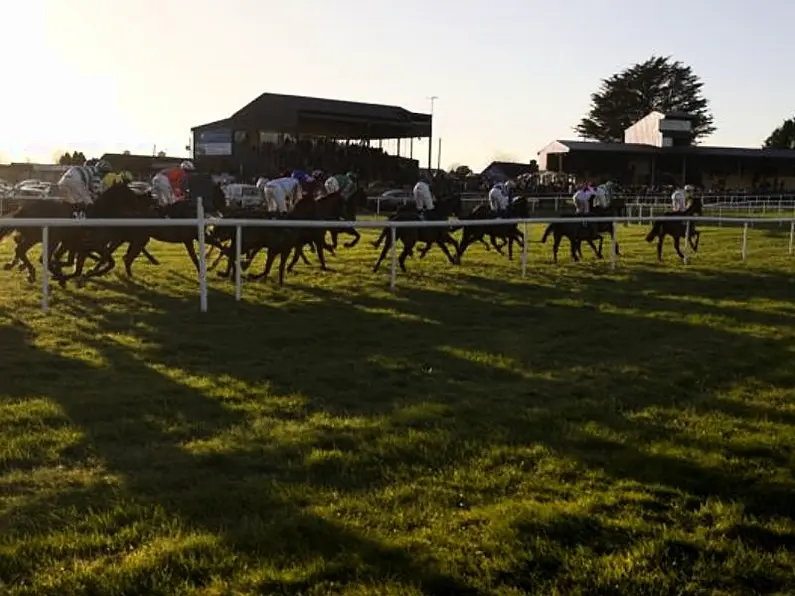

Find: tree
528;160;539;174
452;165;472;177
575;55;716;143
57;151;87;165
763;118;795;149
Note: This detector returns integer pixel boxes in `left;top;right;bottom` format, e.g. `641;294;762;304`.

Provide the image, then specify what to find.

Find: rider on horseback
413;173;435;220
488;181;510;217
324;171;357;200
57;159;111;205
152;160;195;206
262;171;312;214
671;184;694;212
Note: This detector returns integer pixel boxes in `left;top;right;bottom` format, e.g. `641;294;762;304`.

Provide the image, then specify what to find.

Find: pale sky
2;0;792;171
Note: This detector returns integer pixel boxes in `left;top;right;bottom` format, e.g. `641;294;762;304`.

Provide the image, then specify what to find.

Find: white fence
3;202;794;314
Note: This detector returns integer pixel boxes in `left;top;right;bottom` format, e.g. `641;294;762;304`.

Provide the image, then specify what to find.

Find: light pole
427;96;438;173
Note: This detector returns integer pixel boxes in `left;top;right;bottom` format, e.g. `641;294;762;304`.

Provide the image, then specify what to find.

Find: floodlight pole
427;96;437;173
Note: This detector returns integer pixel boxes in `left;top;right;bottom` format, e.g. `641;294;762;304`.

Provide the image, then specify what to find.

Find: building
100;153;188;179
481;161;538;182
191;93;432;182
0;163;70;184
538;111;795;190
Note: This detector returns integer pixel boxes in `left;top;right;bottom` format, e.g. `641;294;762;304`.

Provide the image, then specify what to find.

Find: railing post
197;198;208;312
684;220;691;265
521;221;528;277
741;222;748;261
235;224;242;301
610;220;617;271
389;224;397;290
41;226;49;314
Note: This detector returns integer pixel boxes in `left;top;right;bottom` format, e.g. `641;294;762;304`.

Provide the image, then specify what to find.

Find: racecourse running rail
2;201;794;313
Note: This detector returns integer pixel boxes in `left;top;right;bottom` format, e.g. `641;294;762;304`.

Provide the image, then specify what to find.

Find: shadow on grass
3;260;795;593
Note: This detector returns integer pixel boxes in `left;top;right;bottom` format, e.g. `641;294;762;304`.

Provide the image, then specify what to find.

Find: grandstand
191;93;432;184
538;111;795;190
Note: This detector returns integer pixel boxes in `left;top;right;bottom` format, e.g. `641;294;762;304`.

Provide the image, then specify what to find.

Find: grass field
2;222;795;595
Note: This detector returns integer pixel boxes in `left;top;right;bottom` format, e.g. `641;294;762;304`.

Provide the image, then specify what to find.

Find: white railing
3;203;794;314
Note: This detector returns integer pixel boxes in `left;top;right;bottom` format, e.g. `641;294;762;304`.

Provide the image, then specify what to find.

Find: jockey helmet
291;169;308;181
94;159;112;174
505;180;516;190
325;176;341;194
346;171;357;181
255;177;269;191
180;160;196;171
684;184;695;192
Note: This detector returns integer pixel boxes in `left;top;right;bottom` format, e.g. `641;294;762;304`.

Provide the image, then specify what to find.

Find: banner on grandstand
195;128;232;156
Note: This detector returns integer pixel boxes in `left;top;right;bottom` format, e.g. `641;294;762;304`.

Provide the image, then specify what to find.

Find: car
369;188;412;212
224;183;262;208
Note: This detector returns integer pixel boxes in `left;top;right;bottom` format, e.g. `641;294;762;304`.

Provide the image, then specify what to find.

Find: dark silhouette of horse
372;196;462;274
329;187;367;250
541;206;622;263
645;198;703;262
455;197;530;261
206;206;296;286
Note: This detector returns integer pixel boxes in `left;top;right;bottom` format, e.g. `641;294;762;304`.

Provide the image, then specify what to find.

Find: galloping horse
456;197;529;261
645;197;703;262
372;196;462;274
329;187;367;250
541;205;621;263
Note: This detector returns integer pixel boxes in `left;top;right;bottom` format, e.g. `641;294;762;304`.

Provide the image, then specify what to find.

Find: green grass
2;222;795;595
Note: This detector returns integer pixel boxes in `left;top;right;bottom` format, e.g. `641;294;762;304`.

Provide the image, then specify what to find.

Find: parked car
369;188;412;212
224;183;262;208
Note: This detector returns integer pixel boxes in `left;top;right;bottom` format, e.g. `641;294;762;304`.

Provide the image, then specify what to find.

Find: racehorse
207;206;296;285
285;190;347;272
372;196;462;274
329;187;367;250
645;198;702;262
455;197;529;261
541;206;621;263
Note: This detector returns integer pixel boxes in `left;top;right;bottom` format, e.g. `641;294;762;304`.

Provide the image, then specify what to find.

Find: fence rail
3;205;793;314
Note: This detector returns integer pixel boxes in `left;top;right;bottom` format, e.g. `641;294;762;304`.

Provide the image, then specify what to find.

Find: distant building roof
100;153;188;173
192;92;431;140
538;140;795;160
481;161;537;179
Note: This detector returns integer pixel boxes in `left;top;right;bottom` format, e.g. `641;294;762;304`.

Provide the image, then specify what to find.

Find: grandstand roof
539;140;795;160
481;161;538;179
192;93;431;140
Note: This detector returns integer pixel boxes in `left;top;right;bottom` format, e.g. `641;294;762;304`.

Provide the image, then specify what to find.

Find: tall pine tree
575;56;716;143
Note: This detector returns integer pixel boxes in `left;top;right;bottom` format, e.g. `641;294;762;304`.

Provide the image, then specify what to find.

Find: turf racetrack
2;223;795;595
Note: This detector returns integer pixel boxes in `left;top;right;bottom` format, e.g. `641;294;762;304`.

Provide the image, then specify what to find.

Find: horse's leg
372;229;387;249
673;236;685;262
343;228;360;248
18;240;39;284
398;239;414;272
123;238;149;277
418;242;433;258
436;239;458;265
313;237;329;270
656;234;665;262
299;242;313;265
551;233;562;264
141;247;160;265
260;247;278;281
373;235;391;272
285;245;303;273
691;230;700;252
184;241;200;272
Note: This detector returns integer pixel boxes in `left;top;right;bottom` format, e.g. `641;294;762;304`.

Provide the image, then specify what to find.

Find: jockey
572;184;593;214
671;184;694;212
264;175;303;213
593;182;613;209
152;160;195;206
413;175;435;217
324;171;357;198
57;159;109;205
488;182;510;216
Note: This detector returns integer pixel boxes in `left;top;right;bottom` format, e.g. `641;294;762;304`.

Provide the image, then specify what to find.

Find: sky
2;0;793;171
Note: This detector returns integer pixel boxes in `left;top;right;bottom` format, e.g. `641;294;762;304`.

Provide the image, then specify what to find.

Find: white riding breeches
575;196;590;214
152;174;175;206
58;177;93;205
265;183;287;212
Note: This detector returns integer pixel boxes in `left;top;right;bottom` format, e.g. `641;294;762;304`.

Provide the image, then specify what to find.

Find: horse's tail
646;221;661;243
541;223;555;243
